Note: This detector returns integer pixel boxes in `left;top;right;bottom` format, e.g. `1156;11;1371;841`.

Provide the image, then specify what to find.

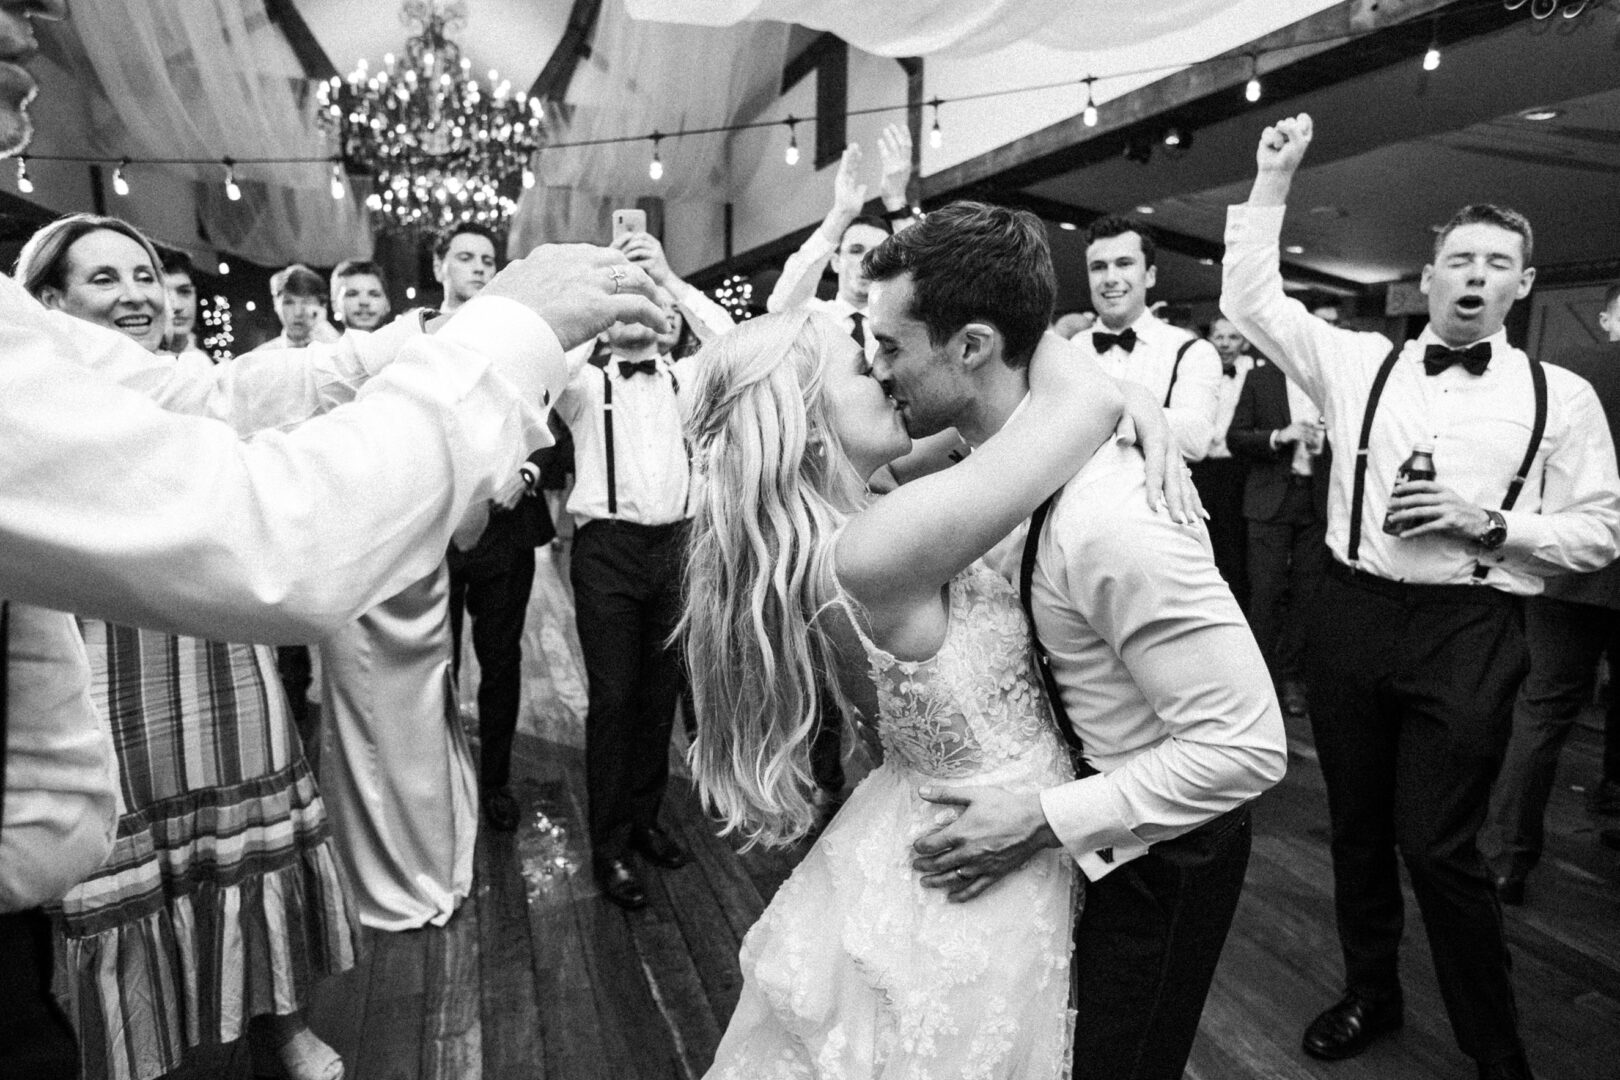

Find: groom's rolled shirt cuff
1040;779;1149;880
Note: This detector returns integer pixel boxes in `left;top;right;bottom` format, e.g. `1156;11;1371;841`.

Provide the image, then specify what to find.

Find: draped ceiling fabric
61;0;371;265
508;0;789;255
621;0;1234;58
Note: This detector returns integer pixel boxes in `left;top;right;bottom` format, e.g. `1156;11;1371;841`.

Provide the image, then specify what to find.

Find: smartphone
612;208;647;239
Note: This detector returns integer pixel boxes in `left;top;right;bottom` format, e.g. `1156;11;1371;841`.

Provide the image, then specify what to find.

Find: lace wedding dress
706;563;1079;1079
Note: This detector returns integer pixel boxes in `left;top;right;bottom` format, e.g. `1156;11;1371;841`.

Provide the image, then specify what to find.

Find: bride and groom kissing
682;199;1287;1079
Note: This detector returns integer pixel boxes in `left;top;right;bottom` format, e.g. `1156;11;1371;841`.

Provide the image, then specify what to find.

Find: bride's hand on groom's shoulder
1119;382;1204;526
910;785;1059;902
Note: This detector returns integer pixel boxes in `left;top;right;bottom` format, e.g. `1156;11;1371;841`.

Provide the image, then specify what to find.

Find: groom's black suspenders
1020;495;1099;781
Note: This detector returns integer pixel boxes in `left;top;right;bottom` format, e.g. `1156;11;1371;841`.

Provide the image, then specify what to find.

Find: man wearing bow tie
558;232;734;910
1223;114;1620;1080
1073;216;1222;461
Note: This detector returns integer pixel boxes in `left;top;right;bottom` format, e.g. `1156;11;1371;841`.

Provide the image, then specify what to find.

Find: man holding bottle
1221;113;1620;1080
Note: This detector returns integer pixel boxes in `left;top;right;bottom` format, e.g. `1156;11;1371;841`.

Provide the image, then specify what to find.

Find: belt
1326;558;1520;608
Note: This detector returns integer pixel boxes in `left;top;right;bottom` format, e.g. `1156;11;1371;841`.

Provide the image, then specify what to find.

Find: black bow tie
1422;342;1491;377
618;358;660;379
1093;327;1138;354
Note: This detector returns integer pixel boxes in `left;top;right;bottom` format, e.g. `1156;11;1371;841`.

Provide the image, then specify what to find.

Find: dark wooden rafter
922;0;1528;201
262;0;339;82
531;0;605;102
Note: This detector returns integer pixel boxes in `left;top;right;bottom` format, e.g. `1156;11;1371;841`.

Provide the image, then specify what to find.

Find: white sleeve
670;279;735;344
74;313;427;432
766;230;837;313
0;281;561;645
1165;339;1222;461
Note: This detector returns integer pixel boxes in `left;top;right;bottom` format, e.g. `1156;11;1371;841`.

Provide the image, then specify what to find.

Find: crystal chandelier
316;0;546;234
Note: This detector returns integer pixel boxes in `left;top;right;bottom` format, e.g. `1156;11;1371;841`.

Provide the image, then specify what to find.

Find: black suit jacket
1227;358;1331;523
1544;342;1620;609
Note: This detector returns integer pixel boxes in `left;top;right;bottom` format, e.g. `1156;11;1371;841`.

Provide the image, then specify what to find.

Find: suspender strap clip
1019;495;1098;780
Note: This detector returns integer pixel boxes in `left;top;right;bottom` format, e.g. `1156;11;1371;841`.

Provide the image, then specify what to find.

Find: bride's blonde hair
682;310;869;848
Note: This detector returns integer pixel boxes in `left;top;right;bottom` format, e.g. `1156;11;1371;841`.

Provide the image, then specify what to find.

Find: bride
682;305;1187;1077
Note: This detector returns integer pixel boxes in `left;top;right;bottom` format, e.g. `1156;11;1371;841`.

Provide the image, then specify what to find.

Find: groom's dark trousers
1071;803;1253;1080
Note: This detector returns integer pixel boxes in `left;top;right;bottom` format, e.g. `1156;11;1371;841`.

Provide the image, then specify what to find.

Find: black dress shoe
1302;990;1404;1060
1476;1050;1534;1079
1494;870;1526;906
630;825;690;869
481;786;520;832
595;857;647;910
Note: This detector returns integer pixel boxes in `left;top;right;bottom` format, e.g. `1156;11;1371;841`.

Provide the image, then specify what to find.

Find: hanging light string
14;4;1535;182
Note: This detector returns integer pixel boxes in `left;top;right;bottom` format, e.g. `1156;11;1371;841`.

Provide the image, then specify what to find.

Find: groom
865;202;1287;1080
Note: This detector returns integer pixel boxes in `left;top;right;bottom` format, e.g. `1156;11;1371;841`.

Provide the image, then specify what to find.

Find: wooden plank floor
161;549;1620;1079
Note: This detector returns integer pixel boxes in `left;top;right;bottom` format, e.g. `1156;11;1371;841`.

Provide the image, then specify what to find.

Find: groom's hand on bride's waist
911;786;1061;903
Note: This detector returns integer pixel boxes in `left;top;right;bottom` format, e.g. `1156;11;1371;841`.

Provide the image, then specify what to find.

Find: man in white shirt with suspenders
1223;113;1620;1080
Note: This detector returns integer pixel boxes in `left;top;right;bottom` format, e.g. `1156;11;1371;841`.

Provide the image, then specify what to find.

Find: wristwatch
1476;508;1507;550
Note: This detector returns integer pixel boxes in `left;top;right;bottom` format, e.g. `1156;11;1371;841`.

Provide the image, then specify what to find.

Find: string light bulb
522;155;536;188
1082;77;1098;127
648;136;664;181
1245;55;1262;103
928;98;944;148
16;156;32;193
1423;20;1441;71
329;160;345;200
112;158;130;197
222;158;242;201
218;259;230;275
784;119;800;166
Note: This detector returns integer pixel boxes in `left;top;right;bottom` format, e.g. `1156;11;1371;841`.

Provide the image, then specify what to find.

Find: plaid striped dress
53;623;361;1080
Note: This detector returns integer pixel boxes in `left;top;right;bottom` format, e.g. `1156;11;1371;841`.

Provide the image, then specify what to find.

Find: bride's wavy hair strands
681;311;868;848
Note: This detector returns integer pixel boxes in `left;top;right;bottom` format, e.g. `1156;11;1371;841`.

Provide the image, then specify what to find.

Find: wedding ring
609;266;626;293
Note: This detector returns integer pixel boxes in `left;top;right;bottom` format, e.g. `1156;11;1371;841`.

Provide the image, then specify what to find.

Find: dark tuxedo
448;447;558;792
1488;341;1620;878
1227;358;1330;691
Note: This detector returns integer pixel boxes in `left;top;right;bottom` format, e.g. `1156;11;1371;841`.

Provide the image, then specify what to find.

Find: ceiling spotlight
1521;108;1560;121
1162;127;1190;150
1199;257;1216;266
218;259;231;275
1135;205;1156;215
244;300;256;312
1284;244;1305;255
1059;221;1077;231
1422;18;1441;71
406;285;417;300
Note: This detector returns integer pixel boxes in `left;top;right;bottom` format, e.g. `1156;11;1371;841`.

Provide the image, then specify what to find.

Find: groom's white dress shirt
1017;441;1287;881
0;275;562;911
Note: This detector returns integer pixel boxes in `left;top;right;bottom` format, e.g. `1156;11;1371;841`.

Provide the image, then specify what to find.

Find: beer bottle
1383;442;1437;535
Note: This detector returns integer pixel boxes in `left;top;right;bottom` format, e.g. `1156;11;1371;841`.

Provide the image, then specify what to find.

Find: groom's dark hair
862;200;1055;368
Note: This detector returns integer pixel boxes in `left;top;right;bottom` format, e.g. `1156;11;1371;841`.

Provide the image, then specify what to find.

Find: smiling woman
15;214;360;1080
17;214;168;352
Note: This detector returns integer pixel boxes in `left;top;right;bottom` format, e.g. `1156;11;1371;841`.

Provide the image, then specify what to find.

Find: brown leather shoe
1302;990;1404;1060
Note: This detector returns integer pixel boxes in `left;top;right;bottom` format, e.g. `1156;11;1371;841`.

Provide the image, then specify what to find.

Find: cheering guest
330;258;392;331
767;122;915;358
20;214;358;1080
1227;353;1329;724
560;229;732;909
1071;216;1222;460
1223;113;1620;1080
1484;283;1620;903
